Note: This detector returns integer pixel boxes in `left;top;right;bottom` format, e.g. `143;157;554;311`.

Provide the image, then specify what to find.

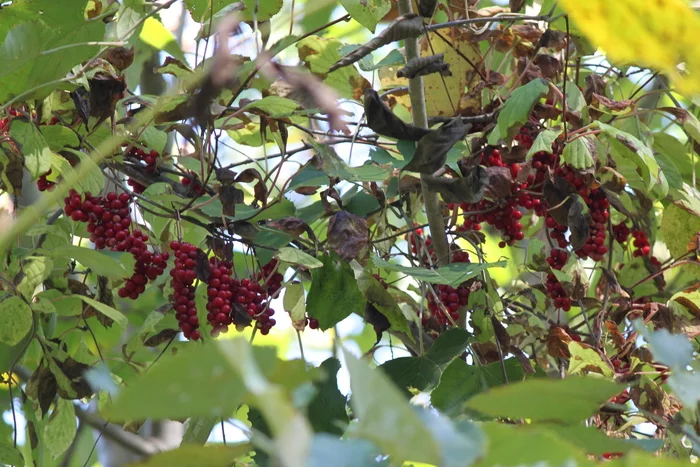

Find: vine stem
398;0;450;267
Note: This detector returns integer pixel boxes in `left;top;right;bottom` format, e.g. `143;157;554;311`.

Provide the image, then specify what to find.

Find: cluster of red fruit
125;146;159;194
170;241;201;340
63;190;168;299
181;172;205;195
545;249;572;311
0;108;21;132
37;170;56;192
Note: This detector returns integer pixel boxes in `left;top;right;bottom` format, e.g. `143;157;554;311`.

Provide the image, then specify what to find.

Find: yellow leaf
559;0;700;95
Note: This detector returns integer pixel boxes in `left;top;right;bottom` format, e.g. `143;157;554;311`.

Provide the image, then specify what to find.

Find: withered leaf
143;329;180;347
195;248;211;282
231;302;253;330
538;29;568;50
101;46;135;71
70;86;91;128
268;217;311;237
56;357;93;399
418;0;437;17
546;326;573;359
96;276;115;328
532;54;561;79
423;165;488;204
485;166;513;198
605;321;626;350
254;181;268;207
584;74;607;104
89;73;127;129
509;0;527;13
207;237;233;261
396;54;451;79
322;187;343;214
399;174;422;193
363;89;431;141
327;210;370;262
219;185;244;216
215;167;238;185
26;363;57;417
591;94;634;114
404;119;469;174
543;175;576;225
365;302;391;345
567;195;591;250
329;14;424;72
229;221;258;240
0;148;23;194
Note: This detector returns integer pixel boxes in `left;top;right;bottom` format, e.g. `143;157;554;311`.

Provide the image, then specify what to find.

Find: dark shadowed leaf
329;14;425;72
327;211;369;262
88;73;127;129
364;303;391;343
543;176;576;225
567;195;591;250
25;363;57;417
485;166;513;198
307;358;349;436
357;272;410;336
143;329;179;347
404;119;469;174
70;86;91;128
219;185;244;216
307;255;365;330
101;46;134;71
423;165;488;204
418;0;438;17
363;89;431;141
397;54;450;79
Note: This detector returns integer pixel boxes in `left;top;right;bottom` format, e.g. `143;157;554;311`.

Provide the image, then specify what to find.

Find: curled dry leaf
485;166;513;198
363;89;431;141
219;185;244;216
143;329;180;347
532;54;561;79
88;73;127;129
327;210;370;262
543;175;576;225
268;217;311;237
215;167;238;185
329;14;424;72
591;94;634;114
403;119;469;174
101;46;134;71
423;165;489;203
418;0;438;17
605;321;626;350
365;302;391;345
567;195;591;251
546;326;573;359
396;54;451;79
538;29;568;50
195;248;211;282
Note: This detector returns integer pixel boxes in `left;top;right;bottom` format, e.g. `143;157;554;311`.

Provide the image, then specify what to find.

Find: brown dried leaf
327;211;370;262
215;167;238;185
365;302;391;345
396;54;451;79
533;55;561;79
547;326;573;359
605;321;626;350
56;357;93;399
485;166;513;198
268;217;310;237
567;195;591;251
26;363;57;417
404;119;469;174
423;165;489;204
101;46;134;71
88;73;127;129
543;175;576;225
144;329;180;347
219;185;244;216
538;29;568;50
363;89;431;141
195;248;211;282
509;0;527;13
591;94;634;114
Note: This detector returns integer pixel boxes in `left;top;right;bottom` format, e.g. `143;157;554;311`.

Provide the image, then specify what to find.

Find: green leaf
566;82;589;123
356;271;410;335
668;371;700;407
0;442;24;467
10;120;52;178
104;343;247;421
242;96;300;118
140;126;168;155
344;351;441;464
39;125;79;151
340;0;392;32
380;357;441;396
276;247;323;269
495;78;549;142
465;376;624;423
567;342;613;377
418;411;486;467
283;282;306;323
44;399;76;458
431;358;528;414
139;17;185;61
372;256;507;287
313;142;390;182
307;435;381;467
544;424;644;455
598;122;663;194
62;148;105;195
78;296;128;329
632;320;694;371
526;127;562;159
16;256;53;299
0;296;32;346
424;328;473;367
307;358;349;436
307;255;365;330
126;444;253;467
50;245;135;279
562;135;595;169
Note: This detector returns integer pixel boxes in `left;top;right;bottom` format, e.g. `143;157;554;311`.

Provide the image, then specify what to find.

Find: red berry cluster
64;190;168;299
631;229;652;258
181;172;205;195
37;170;56;192
572;185;609;261
426;251;471;326
545;249;572;311
206;257;234;335
125;146;159;194
169;241;201;341
407;228;435;263
612;222;631;244
258;260;284;295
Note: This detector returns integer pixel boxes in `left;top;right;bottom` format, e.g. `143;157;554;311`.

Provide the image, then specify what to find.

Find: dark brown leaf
363;89;431;141
207;237;234;261
404;119;469;174
143;329;180;347
215;167;238;185
543;175;576;225
295;186;320;196
235;168;262;183
322;187;343;214
538;29;568;50
327;211;370;262
533;54;561;79
219;185;244;216
254;181;268;207
605;321;626;349
485;166;513;198
509;0;526;13
26;363;57;417
584;74;607;104
546;326;573;359
195;248;211;282
418;0;437;17
70;86;91;128
56;357;93;399
96;275;115;328
89;73;127;129
567;195;591;250
231;302;253;330
102;46;134;71
396;54;451;79
365;303;391;345
267;217;311;237
591;94;634;113
329;14;424;72
423;165;488;204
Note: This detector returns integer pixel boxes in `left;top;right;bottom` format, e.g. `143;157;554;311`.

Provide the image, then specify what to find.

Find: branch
398;0;450;267
424;13;557;33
